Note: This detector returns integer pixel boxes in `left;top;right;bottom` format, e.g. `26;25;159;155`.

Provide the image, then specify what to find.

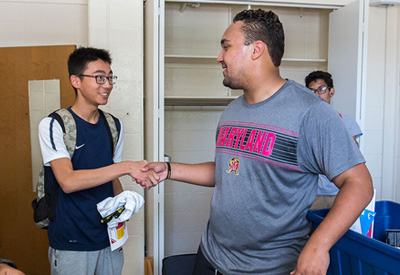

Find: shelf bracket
179;2;201;12
180;3;187;12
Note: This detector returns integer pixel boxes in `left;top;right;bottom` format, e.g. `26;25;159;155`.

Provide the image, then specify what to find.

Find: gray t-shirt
200;80;365;274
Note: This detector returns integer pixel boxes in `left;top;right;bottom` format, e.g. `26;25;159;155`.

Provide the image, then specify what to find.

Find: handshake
123;160;169;190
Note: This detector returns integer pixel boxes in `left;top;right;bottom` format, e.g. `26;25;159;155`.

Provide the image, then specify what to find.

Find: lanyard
100;205;126;224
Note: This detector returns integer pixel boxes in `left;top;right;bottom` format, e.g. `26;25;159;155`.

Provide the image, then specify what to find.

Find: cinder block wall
88;0;145;274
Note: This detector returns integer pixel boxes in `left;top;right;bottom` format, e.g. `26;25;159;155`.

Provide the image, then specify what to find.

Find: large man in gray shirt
143;9;373;275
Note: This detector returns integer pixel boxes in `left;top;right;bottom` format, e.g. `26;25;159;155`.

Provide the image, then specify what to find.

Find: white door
144;0;165;274
328;0;369;150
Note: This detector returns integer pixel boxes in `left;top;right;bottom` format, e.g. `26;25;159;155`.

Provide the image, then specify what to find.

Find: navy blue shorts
193;246;223;275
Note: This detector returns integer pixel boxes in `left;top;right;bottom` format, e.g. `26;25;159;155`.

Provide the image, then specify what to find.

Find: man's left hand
290;244;329;275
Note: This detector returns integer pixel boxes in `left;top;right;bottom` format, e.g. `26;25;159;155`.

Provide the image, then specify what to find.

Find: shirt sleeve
38;117;70;166
298;101;365;181
113;120;124;163
341;113;363;138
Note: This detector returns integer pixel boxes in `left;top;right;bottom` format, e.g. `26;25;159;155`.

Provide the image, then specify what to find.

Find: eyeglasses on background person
310;85;330;95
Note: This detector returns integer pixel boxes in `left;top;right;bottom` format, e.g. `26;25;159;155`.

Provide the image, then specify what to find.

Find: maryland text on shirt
216;121;300;171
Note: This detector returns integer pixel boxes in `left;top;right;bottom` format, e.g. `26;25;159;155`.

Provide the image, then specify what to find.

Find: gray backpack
31;108;119;229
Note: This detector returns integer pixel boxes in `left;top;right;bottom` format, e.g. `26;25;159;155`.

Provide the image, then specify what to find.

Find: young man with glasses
38;47;159;274
305;70;363;210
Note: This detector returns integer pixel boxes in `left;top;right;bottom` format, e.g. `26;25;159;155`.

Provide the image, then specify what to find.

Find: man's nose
217;51;223;64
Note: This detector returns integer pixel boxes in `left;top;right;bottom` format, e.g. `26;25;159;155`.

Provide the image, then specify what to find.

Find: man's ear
251;41;265;60
70;75;80;89
329;87;335;97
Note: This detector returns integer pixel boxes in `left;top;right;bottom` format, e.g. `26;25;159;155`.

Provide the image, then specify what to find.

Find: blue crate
307;200;400;275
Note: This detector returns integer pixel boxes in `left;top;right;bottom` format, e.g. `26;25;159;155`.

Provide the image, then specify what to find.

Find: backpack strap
52;109;77;158
98;109;119;158
44;108;76;222
35;109;72;199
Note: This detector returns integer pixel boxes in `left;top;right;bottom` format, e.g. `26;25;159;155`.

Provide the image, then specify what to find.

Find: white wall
392;6;400;202
398;5;400;202
0;0;88;47
1;0;145;274
164;106;222;256
365;6;386;200
365;4;400;202
87;1;146;274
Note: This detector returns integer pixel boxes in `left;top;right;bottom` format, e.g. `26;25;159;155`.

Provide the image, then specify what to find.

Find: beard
222;75;243;90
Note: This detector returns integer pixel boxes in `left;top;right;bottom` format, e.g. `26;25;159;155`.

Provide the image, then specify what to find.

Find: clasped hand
128;161;168;190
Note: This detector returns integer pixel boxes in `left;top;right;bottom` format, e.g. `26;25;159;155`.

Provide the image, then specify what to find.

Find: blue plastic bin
307;200;400;275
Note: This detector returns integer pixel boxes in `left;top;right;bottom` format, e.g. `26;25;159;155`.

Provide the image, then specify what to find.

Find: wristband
166;162;171;180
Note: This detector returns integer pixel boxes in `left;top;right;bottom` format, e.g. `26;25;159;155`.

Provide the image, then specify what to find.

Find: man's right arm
292;163;373;275
39;117;159;193
50;158;158;193
141;162;216;189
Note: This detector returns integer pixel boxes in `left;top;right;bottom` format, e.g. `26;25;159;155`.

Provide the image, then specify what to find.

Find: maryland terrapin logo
227;157;240;175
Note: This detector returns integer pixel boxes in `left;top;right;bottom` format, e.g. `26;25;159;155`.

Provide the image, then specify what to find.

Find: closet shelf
165;54;327;63
165;0;342;10
166;54;217;59
282;58;327;62
165;96;237;106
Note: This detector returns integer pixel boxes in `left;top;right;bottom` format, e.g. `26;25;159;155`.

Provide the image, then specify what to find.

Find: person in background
0;259;25;275
142;9;373;275
38;47;159;275
305;70;363;210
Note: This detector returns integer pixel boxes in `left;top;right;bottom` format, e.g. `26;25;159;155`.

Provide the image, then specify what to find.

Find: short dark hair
68;47;112;77
233;9;285;67
305;71;334;88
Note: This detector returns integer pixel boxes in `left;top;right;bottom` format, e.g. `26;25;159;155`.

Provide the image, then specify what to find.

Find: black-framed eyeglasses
77;74;118;85
310;85;329;95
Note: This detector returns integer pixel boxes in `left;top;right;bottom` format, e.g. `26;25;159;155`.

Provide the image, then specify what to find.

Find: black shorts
193;246;223;275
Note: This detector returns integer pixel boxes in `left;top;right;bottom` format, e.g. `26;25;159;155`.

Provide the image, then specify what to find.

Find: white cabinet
163;2;336;106
144;1;368;274
164;2;233;106
328;0;369;151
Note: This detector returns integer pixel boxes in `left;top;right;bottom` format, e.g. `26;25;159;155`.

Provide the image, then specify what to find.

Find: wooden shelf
165;96;237;106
